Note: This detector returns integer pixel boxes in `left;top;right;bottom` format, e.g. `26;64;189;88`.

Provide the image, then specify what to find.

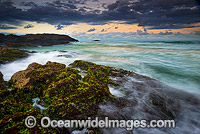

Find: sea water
1;40;199;95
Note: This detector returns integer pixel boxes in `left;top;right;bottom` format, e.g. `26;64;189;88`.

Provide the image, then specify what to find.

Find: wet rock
69;60;183;133
0;71;4;84
0;46;29;64
57;54;73;58
0;71;8;101
9;61;113;120
93;40;100;42
0;72;6;90
70;60;180;120
0;98;58;134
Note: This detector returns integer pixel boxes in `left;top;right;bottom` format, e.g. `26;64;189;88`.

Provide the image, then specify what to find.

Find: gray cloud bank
0;0;200;30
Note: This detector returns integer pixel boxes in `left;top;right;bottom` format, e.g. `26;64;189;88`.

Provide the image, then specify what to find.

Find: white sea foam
32;97;46;111
0;51;89;81
109;86;125;97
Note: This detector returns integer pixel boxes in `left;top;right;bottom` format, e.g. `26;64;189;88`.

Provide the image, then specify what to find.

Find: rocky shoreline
0;60;200;133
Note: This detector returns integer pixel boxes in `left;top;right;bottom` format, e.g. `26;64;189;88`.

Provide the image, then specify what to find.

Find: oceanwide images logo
25;116;37;128
25;116;175;130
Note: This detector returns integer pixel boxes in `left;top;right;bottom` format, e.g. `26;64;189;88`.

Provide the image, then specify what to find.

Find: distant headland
0;33;78;47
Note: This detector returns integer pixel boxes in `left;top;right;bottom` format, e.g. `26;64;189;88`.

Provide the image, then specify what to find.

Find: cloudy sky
0;0;200;40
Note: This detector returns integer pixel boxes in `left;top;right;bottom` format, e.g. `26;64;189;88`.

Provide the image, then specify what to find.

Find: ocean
1;40;200;96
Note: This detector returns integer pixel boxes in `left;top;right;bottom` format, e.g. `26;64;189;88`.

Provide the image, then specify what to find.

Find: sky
0;0;200;40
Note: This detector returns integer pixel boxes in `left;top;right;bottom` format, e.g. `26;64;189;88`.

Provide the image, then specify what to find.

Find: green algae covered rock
0;46;29;64
0;102;57;134
1;60;116;133
9;60;114;120
0;86;59;133
0;72;8;102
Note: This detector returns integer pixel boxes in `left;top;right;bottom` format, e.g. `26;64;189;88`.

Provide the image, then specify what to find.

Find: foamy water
0;51;89;80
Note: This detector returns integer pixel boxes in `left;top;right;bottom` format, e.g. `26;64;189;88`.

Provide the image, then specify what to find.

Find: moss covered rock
0;83;59;133
0;99;57;134
0;72;9;102
9;60;114;121
0;46;29;64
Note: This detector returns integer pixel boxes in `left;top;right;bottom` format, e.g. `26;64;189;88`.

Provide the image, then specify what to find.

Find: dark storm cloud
158;31;173;35
20;2;38;7
0;24;17;29
87;28;96;32
132;0;200;29
193;31;200;35
55;24;64;30
0;1;87;26
105;0;200;29
137;30;149;35
24;24;34;29
0;0;200;29
0;1;25;25
46;0;77;9
99;0;138;23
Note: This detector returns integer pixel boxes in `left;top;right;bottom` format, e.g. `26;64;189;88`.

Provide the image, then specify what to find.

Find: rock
0;97;59;133
0;33;78;47
0;71;51;134
0;72;4;83
0;71;6;90
10;61;65;89
10;60;113;120
7;60;117;132
0;46;29;64
69;61;182;120
0;72;10;102
57;54;73;58
93;40;100;42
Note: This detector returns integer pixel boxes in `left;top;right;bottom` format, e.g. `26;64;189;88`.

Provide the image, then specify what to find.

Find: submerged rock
1;60;200;133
